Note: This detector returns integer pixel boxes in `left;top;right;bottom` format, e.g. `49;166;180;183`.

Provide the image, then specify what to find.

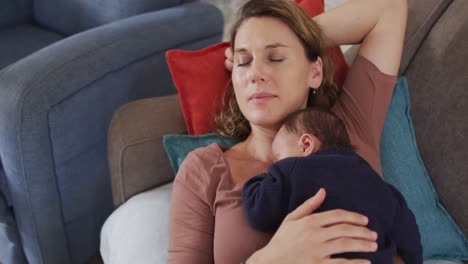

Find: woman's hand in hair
247;189;377;264
225;47;234;72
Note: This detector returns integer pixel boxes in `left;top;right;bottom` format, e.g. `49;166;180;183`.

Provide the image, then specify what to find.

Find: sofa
100;0;467;263
0;0;224;263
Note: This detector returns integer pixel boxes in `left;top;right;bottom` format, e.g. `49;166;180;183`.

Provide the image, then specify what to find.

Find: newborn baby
242;107;423;264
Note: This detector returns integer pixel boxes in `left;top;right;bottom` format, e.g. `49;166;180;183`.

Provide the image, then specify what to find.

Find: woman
168;0;408;263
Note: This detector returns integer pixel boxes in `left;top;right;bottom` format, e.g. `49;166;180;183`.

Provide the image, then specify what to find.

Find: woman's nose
248;60;268;84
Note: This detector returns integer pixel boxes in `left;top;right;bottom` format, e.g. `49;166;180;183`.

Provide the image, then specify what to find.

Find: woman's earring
312;88;317;95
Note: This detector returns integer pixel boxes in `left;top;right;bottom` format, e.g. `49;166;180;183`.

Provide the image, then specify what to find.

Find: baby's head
272;108;352;162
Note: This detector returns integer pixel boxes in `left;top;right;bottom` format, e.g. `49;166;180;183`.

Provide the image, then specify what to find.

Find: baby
242;107;423;264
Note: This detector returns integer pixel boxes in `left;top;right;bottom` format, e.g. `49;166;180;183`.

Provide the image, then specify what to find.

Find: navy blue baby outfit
242;147;423;264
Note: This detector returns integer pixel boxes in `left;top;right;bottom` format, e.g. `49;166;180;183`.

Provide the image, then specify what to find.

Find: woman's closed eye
236;55;249;67
269;58;284;63
237;60;251;67
237;57;285;67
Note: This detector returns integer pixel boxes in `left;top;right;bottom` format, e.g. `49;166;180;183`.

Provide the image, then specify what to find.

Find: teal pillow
162;133;238;174
380;77;468;260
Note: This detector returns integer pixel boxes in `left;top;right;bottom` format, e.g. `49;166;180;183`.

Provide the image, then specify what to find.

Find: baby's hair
282;107;353;151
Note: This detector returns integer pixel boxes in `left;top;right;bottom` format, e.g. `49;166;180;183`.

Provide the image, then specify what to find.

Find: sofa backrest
399;0;452;74
403;0;468;235
33;0;196;35
0;0;33;29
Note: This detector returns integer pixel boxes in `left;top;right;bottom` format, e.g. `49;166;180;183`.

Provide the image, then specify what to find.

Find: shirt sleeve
332;55;397;174
168;150;217;264
241;159;297;232
388;184;423;264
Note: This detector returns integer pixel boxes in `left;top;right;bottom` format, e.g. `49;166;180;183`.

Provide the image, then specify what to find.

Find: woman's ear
308;56;323;89
299;133;319;156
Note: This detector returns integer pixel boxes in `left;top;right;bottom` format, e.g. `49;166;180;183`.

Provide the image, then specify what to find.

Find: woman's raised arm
314;0;407;75
225;0;407;75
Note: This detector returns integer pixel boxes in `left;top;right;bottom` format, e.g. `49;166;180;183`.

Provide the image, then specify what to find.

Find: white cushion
100;183;173;264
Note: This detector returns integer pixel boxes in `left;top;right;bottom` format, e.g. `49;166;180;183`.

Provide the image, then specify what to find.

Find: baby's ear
299;133;319;156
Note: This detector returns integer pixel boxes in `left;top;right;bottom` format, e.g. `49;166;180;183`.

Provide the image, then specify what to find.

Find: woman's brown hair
214;0;339;141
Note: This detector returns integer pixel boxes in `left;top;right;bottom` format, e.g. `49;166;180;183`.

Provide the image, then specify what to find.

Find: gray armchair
0;0;223;263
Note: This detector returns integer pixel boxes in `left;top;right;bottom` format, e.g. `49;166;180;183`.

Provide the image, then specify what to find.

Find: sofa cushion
404;0;468;236
381;77;467;260
166;41;231;135
108;95;186;208
100;183;173;264
400;0;452;74
0;24;63;70
34;0;191;35
163;133;237;173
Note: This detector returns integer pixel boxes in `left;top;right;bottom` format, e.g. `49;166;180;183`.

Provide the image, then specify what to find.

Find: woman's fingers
224;58;233;72
322;237;378;257
325;259;371;264
284;188;326;221
310;209;369;227
321;224;377;242
224;46;233;58
224;47;233;72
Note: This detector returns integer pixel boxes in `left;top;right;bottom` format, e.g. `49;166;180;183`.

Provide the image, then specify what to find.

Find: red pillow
166;42;231;135
167;0;348;135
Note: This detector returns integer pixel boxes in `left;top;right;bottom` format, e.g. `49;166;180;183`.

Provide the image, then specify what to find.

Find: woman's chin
246;114;283;131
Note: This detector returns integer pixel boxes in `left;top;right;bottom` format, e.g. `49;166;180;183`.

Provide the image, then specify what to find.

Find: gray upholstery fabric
0;0;32;29
0;2;223;263
34;0;193;35
0;24;63;70
0;161;10;207
0;191;26;264
400;0;452;74
403;0;468;236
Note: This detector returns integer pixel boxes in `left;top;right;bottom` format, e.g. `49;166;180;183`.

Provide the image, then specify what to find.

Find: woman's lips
249;92;277;103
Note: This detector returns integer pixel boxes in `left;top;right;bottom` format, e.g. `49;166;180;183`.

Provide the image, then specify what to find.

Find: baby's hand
225;47;233;72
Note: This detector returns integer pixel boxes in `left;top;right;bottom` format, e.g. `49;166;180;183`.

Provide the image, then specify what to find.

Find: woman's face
232;16;321;130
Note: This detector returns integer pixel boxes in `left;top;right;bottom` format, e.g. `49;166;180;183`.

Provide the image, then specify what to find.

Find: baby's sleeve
242;159;298;232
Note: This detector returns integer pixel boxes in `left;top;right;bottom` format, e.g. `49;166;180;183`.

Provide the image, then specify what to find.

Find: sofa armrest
34;0;215;36
0;3;222;263
109;95;185;208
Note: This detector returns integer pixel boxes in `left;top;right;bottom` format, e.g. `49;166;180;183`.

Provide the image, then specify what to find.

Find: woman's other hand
225;47;234;72
248;189;377;264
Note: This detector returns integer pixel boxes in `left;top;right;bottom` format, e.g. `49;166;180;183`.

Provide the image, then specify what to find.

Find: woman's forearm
314;0;407;48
